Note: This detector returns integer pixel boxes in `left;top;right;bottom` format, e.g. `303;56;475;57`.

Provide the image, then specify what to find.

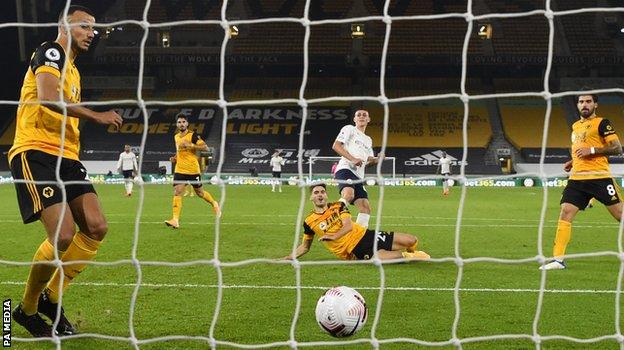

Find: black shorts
173;173;202;188
351;230;394;260
334;169;368;204
560;178;621;209
10;150;96;224
122;170;133;179
272;171;281;178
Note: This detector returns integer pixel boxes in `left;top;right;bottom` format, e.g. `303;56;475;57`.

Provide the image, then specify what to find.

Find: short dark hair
176;113;188;121
58;5;95;22
576;87;598;104
576;94;598;103
309;183;326;193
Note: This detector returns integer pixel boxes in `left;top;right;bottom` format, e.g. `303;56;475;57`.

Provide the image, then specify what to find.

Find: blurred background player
332;109;383;228
284;184;429;261
437;151;452;196
270;149;285;192
165;114;221;229
8;5;122;337
117;144;138;197
185;151;209;196
541;94;623;270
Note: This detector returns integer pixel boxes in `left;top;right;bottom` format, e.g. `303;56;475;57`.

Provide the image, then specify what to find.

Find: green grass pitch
1;183;623;349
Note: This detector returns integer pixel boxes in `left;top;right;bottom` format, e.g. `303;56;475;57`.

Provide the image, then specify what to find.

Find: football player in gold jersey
165;114;221;229
284;184;430;261
9;6;123;337
541;94;623;270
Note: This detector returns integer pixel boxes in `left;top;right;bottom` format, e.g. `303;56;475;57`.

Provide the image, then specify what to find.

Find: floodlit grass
1;183;622;349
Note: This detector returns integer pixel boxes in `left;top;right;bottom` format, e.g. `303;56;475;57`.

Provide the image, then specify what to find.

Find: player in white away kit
117;145;138;196
332;110;383;228
270;150;285;192
437;151;452;196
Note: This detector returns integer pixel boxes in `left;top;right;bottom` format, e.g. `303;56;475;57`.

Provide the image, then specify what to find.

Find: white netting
3;0;624;349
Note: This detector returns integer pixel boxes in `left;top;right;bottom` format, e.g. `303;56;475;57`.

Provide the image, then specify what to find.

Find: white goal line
1;280;619;295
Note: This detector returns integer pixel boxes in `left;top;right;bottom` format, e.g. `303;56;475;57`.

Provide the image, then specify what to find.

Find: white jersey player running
332;109;383;228
117;144;138;196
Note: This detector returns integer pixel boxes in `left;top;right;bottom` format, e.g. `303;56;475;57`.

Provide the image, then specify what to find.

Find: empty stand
365;102;492;148
499;98;569;149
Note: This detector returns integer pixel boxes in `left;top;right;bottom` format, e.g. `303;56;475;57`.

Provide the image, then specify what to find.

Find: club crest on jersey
45;48;61;61
572;131;586;144
42;187;54;198
319;221;328;230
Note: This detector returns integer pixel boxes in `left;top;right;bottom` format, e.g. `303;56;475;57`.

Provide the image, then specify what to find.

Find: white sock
443;180;448;191
124;181;131;193
128;180;134;193
272;182;275;191
356;213;370;228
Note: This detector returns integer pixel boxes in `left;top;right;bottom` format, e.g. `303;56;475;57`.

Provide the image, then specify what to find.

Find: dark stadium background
2;0;623;176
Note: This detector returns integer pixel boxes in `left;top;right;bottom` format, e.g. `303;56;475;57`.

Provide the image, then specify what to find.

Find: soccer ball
315;286;368;337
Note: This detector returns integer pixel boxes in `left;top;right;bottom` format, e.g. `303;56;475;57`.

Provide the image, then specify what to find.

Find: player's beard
71;37;90;53
580;106;595;119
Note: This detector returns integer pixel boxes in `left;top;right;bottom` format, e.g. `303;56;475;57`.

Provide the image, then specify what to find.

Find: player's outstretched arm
366;151;384;166
575;139;622;159
283;239;313;260
36;72;122;128
599;139;623;156
332;141;363;166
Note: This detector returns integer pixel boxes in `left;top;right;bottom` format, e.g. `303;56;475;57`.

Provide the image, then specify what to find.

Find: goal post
308;156;396;180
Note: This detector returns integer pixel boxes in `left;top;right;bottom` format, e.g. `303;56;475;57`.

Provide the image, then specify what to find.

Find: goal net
3;0;624;349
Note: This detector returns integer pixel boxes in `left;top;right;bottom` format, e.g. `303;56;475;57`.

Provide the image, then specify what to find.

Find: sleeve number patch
45;48;61;61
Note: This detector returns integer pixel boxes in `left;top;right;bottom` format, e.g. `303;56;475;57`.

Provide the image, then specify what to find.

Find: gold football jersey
9;41;82;162
302;202;366;260
174;131;205;175
570;116;619;180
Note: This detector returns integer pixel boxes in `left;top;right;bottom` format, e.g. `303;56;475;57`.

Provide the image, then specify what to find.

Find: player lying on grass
284;183;430;261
